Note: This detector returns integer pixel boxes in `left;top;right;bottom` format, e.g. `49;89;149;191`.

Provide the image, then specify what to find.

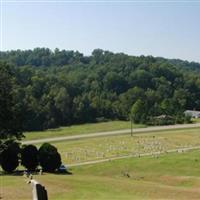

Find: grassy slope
2;150;200;200
47;127;200;164
23;121;145;141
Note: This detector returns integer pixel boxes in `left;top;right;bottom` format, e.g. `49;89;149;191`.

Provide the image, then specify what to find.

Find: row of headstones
63;138;192;163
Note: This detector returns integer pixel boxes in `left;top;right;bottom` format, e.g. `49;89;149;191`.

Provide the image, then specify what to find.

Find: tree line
0;48;200;132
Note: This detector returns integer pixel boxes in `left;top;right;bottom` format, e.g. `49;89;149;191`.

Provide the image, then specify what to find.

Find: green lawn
2;123;200;199
2;150;200;200
192;118;200;123
46;127;200;164
23;121;145;141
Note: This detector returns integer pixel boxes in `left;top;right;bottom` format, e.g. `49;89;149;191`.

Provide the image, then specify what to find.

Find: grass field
2;123;200;199
43;127;200;164
193;118;200;123
23;121;145;141
2;150;200;200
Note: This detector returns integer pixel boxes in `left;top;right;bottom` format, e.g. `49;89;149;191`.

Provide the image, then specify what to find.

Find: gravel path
22;123;200;145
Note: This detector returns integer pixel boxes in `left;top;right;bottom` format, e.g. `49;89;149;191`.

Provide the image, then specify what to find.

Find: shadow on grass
53;170;73;175
0;170;25;176
0;169;73;176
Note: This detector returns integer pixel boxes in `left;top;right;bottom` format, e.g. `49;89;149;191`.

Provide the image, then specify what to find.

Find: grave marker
28;179;48;200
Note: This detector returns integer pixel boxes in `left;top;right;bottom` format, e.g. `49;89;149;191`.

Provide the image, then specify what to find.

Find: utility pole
131;119;133;136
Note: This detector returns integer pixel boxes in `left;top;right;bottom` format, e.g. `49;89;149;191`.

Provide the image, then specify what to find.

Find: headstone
36;184;48;200
29;180;48;200
39;169;43;175
23;171;28;178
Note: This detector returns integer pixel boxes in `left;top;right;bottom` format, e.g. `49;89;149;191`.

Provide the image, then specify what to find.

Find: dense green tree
104;72;128;94
54;87;71;125
131;99;146;123
38;143;61;172
21;145;39;171
129;69;153;89
0;62;22;139
0;49;200;129
0;140;20;173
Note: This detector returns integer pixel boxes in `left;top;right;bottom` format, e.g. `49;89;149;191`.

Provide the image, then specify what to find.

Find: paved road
22;123;200;145
67;145;200;167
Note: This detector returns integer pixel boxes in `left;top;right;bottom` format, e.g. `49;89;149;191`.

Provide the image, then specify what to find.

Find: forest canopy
0;48;200;131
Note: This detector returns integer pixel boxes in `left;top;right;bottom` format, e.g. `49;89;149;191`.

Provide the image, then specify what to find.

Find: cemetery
1;124;200;199
1;148;200;200
48;127;200;164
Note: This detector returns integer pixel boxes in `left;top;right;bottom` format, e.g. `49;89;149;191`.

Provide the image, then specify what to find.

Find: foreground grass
24;121;145;141
2;150;200;200
46;127;200;164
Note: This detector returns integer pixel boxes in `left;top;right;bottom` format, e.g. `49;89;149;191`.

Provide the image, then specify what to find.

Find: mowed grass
2;150;200;200
46;127;200;164
193;118;200;123
23;121;145;141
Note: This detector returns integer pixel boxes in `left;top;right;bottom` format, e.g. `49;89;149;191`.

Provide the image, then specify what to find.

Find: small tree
21;145;39;171
38;143;61;172
131;99;146;123
0;140;20;173
184;115;192;124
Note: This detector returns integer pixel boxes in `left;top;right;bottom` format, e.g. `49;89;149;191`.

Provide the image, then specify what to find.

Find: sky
1;0;200;62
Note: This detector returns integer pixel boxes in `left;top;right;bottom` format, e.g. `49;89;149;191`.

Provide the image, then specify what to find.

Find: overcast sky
1;0;200;62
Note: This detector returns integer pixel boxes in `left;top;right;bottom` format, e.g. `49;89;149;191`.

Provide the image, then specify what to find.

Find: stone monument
28;179;48;200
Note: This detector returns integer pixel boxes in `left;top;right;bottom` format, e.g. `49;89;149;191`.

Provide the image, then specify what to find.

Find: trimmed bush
1;140;20;173
38;143;61;172
21;144;39;171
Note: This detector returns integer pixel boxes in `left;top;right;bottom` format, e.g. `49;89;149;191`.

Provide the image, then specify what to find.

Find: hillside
0;48;200;131
2;149;200;199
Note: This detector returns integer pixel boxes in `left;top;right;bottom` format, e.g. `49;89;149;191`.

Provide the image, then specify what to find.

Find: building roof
184;110;200;114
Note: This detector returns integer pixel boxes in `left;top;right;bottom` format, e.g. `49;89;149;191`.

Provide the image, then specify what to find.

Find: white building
184;110;200;118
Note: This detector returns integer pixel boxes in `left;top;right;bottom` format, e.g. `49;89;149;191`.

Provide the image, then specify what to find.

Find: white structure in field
29;180;48;200
184;110;200;118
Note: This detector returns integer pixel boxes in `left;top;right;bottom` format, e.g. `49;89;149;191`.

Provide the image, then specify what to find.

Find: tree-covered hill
0;48;200;131
1;48;200;71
